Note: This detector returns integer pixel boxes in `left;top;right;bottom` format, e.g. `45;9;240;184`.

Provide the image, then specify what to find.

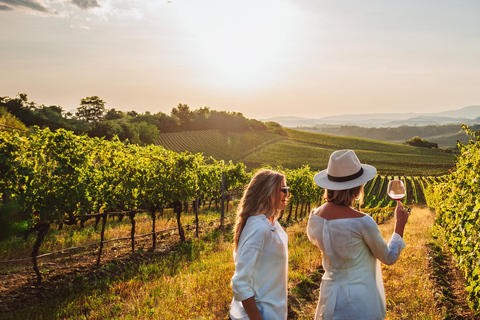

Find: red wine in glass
387;180;405;201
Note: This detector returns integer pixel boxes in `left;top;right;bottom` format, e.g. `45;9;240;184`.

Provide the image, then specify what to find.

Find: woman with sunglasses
230;169;290;320
307;150;409;320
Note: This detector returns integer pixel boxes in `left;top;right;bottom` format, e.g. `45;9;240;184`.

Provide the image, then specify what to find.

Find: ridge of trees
404;136;438;149
302;124;480;150
0;93;269;145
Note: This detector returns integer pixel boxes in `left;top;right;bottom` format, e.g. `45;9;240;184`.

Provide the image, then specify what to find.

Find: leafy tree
43;105;63;114
131;121;160;145
104;108;126;120
265;121;288;136
88;120;122;140
404;136;438;148
76;96;106;123
127;110;138;118
171;104;192;129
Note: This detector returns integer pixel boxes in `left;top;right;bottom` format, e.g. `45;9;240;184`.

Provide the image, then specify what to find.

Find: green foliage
1;94;270;146
427;125;480;311
0;203;24;241
0;107;27;131
265;121;288;136
284;165;322;207
405;136;439;149
76;96;106;123
0;128;249;233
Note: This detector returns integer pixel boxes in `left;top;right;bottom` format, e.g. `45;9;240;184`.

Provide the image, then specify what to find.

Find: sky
1;0;479;120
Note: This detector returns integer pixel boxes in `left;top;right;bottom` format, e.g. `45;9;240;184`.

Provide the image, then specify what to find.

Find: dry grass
5;206;473;320
0;207;228;260
381;205;444;319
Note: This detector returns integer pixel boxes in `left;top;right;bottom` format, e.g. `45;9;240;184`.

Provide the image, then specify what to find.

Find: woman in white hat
230;169;290;320
307;149;409;320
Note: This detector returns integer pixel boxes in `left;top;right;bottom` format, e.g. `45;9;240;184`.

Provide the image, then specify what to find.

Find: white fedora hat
314;149;377;190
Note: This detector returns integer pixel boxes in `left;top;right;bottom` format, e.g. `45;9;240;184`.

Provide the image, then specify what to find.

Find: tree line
0;93;270;145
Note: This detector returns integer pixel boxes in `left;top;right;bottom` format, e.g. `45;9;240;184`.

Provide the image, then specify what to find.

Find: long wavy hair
233;169;285;251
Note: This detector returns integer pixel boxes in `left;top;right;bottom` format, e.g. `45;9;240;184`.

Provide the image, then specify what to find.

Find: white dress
230;214;288;320
307;212;405;320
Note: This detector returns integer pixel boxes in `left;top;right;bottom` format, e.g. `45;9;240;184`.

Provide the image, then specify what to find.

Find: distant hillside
299;123;480;148
154;128;455;176
263;105;480;127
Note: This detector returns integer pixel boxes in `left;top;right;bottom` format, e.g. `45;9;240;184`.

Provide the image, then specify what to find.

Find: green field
155;128;456;176
155;129;283;162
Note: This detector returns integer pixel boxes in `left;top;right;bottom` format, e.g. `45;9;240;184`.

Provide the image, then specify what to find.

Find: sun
172;0;305;89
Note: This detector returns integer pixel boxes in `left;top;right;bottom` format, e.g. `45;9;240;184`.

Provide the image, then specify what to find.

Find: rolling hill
155;128;456;176
298;123;480;148
263;105;480;127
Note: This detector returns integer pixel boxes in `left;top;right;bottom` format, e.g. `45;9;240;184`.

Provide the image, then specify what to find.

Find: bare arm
394;201;409;237
241;296;262;320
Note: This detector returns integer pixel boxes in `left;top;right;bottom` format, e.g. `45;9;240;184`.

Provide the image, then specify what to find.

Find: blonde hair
233;169;285;251
325;185;364;207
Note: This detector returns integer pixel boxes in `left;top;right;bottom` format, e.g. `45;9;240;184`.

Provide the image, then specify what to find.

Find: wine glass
387;180;405;201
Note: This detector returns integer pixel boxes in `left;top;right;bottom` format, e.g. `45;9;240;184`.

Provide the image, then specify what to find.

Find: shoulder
313;202;367;220
357;214;379;230
243;215;271;237
307;209;324;232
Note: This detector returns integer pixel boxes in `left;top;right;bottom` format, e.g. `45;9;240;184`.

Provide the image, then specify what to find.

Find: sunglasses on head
281;186;290;194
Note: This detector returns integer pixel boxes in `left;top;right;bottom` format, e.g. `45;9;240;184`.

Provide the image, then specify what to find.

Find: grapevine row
426;126;480;311
0;128;322;282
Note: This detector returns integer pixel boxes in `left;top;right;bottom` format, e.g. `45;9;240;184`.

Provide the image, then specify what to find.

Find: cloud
0;3;13;10
0;0;143;18
0;0;102;14
0;0;52;13
70;0;100;10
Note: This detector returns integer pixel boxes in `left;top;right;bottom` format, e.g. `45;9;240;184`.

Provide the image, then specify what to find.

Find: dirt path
381;205;478;319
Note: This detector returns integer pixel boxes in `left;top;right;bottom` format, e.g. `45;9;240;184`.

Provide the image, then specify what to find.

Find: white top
307;212;405;320
230;214;289;320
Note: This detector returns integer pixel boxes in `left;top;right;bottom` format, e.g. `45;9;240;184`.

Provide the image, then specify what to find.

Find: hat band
327;167;364;182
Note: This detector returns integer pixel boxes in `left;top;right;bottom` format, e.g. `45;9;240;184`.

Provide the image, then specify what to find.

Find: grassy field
154;128;455;176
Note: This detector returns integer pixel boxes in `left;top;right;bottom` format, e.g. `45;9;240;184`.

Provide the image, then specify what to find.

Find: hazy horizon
1;0;479;120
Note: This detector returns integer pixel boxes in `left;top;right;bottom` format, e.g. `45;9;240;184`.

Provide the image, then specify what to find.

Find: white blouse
230;214;288;320
307;212;405;320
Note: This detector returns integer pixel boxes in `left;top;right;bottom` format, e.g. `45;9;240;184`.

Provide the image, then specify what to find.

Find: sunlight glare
173;0;304;89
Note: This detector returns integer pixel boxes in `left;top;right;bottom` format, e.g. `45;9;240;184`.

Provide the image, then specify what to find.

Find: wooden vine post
31;222;50;284
173;200;185;242
97;213;108;266
194;196;199;238
220;172;225;227
149;205;157;249
129;211;136;253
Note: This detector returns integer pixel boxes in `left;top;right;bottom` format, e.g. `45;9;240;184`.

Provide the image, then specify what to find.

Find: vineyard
427;126;480;312
154;129;283;162
0;128;320;286
154;128;455;175
3;124;479;318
